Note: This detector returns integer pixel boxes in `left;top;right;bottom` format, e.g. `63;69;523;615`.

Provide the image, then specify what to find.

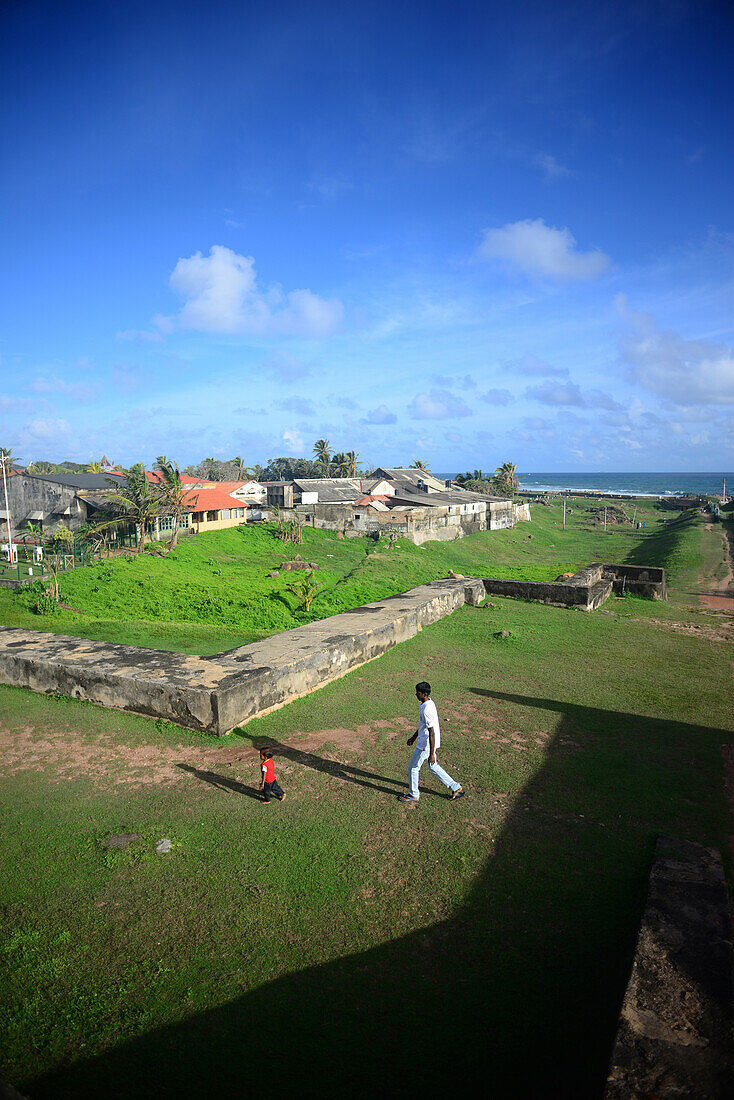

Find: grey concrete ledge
605;835;733;1099
0;578;485;735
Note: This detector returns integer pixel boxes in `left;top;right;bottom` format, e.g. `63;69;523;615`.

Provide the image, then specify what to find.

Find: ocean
515;472;731;497
437;472;731;497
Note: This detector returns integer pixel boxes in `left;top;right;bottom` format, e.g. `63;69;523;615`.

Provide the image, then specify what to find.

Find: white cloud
478;219;610;282
263;351;310;381
362;404;397;425
164;246;343;338
278;396;316;416
30;375;96;400
408;390;472;420
511;354;568;378
535;153;572;179
617;295;734;405
282;429;303;452
480;389;513;406
0;394;38;410
526;381;623;410
22;417;73;442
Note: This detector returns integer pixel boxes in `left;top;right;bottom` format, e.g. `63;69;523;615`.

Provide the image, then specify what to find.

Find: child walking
259;749;286;804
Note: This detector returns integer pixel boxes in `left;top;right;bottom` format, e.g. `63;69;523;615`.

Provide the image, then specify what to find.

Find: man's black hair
415;681;431;696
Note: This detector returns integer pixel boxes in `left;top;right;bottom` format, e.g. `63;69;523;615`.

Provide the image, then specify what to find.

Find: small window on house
354;513;362;521
221;508;231;519
207;510;218;522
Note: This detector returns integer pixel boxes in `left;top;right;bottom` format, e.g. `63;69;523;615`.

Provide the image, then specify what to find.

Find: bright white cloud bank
165;246;343;337
618;296;734;405
478;218;610;281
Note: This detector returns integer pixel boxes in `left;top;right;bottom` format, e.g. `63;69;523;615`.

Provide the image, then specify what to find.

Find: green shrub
34;593;60;615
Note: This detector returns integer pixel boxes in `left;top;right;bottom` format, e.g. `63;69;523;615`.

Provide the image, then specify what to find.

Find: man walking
399;682;464;803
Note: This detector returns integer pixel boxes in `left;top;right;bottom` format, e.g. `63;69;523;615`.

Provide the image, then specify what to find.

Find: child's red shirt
261;757;275;782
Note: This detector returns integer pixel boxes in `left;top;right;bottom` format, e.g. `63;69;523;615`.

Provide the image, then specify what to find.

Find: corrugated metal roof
28;472;122;490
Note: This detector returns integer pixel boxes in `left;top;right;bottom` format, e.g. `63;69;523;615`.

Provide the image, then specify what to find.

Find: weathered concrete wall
488;500;515;530
0;578;485;735
297;499;527;545
483;562;665;610
605;836;733;1099
4;475;87;535
607;563;667;599
483;569;613;610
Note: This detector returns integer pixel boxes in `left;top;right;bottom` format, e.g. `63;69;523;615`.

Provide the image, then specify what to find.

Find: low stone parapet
0;577;485;735
482;563;665;611
604;836;733;1099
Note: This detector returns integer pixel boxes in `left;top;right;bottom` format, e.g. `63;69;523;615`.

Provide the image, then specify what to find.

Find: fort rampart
0;563;664;735
0;578;485;736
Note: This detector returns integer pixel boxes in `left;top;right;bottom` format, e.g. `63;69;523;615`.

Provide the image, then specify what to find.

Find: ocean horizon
436;472;732;498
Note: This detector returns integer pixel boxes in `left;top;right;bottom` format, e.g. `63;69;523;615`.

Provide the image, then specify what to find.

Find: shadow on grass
176;763;262;801
622;509;698;575
27;692;731;1099
236;732;446;800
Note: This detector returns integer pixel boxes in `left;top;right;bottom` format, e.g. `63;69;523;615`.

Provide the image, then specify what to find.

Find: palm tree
203;457;219;480
268;457;290;480
155;457;192;549
346;450;359;477
86;461;103;473
0;447;15;469
331;452;350;477
494;461;518;493
231;456;248;479
101;464;163;553
410;459;430;471
312;439;331;475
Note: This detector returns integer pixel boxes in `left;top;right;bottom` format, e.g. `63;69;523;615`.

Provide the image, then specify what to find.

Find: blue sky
1;0;732;471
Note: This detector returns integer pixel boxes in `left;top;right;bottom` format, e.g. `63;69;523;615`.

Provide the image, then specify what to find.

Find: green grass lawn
0;497;699;653
0;510;731;1097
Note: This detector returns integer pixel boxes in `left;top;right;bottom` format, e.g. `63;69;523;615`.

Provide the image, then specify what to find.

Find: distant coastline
437;472;731;498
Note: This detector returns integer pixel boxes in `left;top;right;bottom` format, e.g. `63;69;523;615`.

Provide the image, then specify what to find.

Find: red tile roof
354;494;393;506
182;485;249;512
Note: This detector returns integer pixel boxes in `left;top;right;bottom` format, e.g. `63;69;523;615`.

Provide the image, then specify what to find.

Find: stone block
605;836;733;1099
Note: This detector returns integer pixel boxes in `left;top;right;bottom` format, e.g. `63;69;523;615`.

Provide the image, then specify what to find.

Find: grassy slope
0;509;731;1096
0;497;691;653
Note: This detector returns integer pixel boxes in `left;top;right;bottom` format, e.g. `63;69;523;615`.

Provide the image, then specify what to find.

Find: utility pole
1;454;15;563
563;498;566;530
604;506;607;531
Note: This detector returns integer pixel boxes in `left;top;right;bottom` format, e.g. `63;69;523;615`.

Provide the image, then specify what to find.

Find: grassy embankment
0;506;731;1096
0;497;699;653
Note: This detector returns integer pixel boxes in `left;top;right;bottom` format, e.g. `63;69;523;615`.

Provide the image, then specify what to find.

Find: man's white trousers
408;746;461;799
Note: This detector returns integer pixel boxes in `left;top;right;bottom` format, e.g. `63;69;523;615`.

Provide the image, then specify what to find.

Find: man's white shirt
417;698;441;750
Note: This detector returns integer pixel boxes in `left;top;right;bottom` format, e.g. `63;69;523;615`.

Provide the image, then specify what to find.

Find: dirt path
699;521;734;611
0;716;416;790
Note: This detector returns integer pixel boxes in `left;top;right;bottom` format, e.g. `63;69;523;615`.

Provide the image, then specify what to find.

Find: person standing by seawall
399;682;464;803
